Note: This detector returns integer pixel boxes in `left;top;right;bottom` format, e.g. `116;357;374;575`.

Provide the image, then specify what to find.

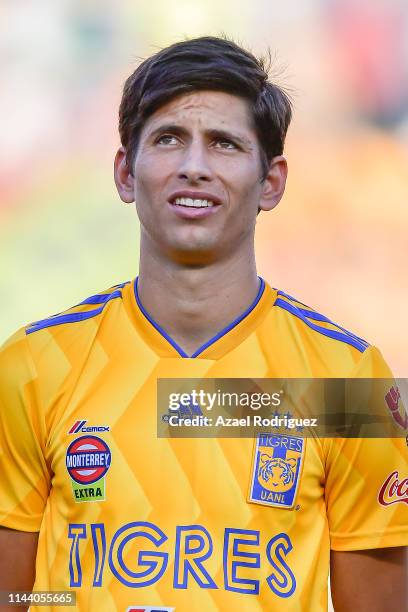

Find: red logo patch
385;386;408;430
66;435;111;485
378;471;408;506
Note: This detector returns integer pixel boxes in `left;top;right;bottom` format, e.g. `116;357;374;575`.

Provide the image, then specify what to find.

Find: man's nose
177;141;214;182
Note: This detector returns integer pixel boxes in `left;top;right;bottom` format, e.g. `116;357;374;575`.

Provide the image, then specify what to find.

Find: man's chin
165;239;221;266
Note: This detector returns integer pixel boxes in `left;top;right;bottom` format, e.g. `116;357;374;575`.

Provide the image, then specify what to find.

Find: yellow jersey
0;278;406;611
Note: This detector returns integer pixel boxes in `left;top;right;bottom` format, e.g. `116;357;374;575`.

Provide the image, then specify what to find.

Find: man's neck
137;250;260;357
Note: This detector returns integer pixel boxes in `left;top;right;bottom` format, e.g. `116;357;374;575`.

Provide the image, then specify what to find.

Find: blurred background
1;0;407;377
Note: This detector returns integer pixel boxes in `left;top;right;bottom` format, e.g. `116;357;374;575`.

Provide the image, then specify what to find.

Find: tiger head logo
257;453;298;493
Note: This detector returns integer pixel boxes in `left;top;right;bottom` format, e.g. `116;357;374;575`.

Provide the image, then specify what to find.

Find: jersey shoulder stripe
274;290;369;353
277;290;368;346
25;281;130;335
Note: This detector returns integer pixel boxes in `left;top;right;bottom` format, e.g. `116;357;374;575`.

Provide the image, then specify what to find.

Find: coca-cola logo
384;386;408;430
378;471;408;506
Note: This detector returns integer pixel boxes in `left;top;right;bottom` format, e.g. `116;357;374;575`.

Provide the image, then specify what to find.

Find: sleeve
0;329;51;531
324;345;408;551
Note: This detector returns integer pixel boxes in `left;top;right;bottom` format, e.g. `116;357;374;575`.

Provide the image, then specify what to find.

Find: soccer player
0;36;406;611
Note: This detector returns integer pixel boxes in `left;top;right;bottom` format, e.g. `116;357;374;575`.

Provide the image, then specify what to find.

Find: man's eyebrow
147;124;252;146
206;128;252;147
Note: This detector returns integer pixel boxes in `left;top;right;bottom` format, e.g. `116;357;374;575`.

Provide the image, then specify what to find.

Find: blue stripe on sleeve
274;298;368;352
26;307;105;333
26;283;128;334
78;290;123;305
296;307;369;347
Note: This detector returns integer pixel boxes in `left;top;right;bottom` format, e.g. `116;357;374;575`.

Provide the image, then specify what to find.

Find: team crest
248;433;305;509
66;435;112;503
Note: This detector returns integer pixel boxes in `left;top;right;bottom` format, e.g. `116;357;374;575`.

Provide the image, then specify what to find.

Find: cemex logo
126;608;174;612
68;420;110;434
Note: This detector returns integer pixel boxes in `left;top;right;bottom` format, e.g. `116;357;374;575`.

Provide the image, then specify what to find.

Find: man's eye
156;134;179;145
214;139;237;149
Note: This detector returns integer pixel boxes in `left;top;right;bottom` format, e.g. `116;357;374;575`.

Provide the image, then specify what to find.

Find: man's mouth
173;197;216;209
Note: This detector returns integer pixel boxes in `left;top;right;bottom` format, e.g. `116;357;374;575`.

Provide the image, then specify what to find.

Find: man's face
119;90;282;263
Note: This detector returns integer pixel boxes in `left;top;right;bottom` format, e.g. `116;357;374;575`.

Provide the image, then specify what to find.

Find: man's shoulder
260;286;381;381
0;280;133;408
0;280;132;366
272;288;370;354
23;280;132;337
266;288;393;377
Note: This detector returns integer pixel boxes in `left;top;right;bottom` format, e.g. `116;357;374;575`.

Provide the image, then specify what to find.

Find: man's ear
114;146;135;204
259;155;288;212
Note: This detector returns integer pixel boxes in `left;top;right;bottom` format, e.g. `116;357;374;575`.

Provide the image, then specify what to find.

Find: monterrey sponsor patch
66;435;111;503
378;471;408;506
248;433;304;509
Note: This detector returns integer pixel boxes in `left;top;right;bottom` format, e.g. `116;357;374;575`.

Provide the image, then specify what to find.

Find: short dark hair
119;36;292;180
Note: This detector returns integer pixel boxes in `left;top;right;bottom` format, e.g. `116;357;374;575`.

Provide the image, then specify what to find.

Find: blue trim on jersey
26;284;127;335
134;277;189;358
191;278;265;358
296;308;369;347
134;277;266;359
27;308;107;333
274;298;368;352
77;282;130;306
275;289;308;308
79;290;123;306
276;290;369;347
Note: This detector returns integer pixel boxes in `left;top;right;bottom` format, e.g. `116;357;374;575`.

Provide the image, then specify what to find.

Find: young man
0;36;406;611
